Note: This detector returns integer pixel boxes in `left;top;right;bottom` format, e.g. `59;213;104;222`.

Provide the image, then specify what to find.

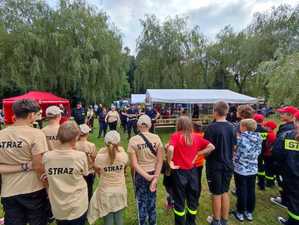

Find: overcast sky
49;0;298;54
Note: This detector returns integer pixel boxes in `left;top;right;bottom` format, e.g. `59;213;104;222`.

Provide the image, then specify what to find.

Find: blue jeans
134;172;156;225
99;121;107;137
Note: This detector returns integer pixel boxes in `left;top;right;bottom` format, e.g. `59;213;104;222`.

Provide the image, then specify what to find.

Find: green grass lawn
88;121;287;225
0;120;287;225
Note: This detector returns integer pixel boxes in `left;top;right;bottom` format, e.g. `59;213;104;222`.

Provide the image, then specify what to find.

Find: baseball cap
137;115;152;128
295;111;299;121
104;130;121;145
253;113;265;123
46;106;62;118
277;106;298;115
79;124;91;134
263;121;277;130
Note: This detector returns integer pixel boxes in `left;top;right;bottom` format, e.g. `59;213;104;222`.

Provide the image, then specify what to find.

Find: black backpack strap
138;132;157;156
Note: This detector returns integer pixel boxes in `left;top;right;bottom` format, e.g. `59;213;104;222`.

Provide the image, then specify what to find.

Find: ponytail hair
104;130;121;164
107;143;120;164
176;116;193;146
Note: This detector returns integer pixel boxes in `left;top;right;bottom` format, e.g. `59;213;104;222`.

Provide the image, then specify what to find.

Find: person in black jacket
98;107;107;138
271;106;298;209
273;111;299;225
73;102;86;125
253;113;268;190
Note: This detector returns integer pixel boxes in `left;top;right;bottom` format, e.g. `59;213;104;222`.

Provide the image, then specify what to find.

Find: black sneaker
221;219;228;225
211;220;222;225
207;216;222;225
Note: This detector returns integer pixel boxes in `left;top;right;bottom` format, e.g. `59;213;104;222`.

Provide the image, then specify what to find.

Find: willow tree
134;15;207;93
266;53;299;106
0;0;130;104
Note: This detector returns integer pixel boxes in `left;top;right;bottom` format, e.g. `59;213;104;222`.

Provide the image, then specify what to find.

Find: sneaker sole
270;199;287;209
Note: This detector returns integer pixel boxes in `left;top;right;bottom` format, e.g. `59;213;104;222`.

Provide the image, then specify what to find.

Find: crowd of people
0;99;298;225
72;103;160;139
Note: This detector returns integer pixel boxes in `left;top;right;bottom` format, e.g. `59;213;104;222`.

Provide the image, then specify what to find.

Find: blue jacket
234;131;262;176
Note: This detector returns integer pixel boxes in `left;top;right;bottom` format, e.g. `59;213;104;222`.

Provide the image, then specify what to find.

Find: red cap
254;113;265;123
295;111;299;121
263;120;277;130
277;106;298;115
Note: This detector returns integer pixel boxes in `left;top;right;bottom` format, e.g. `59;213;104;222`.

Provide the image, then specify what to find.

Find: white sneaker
207;216;213;224
0;218;4;225
244;212;253;221
270;197;287;209
233;211;245;222
278;217;287;224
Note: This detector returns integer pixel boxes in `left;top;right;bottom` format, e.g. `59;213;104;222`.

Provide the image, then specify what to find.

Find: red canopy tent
3;91;71;124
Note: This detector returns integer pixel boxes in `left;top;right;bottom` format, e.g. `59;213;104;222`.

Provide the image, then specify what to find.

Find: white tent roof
131;94;146;104
146;89;257;104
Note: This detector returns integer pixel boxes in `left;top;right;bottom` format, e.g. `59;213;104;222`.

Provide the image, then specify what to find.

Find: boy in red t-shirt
263;120;277;188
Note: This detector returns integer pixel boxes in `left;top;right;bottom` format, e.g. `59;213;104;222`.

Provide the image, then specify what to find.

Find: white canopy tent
131;94;146;104
146;89;258;104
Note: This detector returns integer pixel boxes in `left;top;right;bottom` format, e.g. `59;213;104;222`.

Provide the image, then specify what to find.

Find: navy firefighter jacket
272;130;299;178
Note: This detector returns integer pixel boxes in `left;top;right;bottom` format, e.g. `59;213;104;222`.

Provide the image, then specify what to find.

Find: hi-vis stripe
260;132;268;140
174;208;185;217
187;207;197;215
288;210;299;221
285;139;299;151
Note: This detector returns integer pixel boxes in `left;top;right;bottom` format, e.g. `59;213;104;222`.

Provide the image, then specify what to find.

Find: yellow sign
285;139;299;151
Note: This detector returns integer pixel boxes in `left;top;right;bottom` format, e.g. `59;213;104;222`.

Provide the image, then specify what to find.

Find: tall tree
0;0;129;104
134;15;207;93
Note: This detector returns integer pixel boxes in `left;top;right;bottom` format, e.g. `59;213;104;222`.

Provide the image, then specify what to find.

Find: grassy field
88;121;286;225
0;120;287;225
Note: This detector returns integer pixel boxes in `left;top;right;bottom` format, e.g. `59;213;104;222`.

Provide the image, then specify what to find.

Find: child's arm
0;162;32;174
165;144;180;169
192;143;215;164
94;166;101;177
150;144;163;192
129;151;154;181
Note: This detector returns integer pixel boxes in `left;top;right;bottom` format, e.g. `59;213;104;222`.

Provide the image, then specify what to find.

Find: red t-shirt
169;131;210;170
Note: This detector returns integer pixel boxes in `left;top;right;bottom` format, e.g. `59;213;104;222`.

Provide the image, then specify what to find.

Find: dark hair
12;99;40;119
214;101;229;116
193;122;203;133
237;105;255;119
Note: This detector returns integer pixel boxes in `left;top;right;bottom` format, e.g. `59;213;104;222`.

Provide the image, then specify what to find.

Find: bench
154;115;213;132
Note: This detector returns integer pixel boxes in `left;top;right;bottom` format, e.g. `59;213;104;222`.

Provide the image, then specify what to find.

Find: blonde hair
240;119;257;132
176;116;193;146
107;143;120;164
57;121;80;143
